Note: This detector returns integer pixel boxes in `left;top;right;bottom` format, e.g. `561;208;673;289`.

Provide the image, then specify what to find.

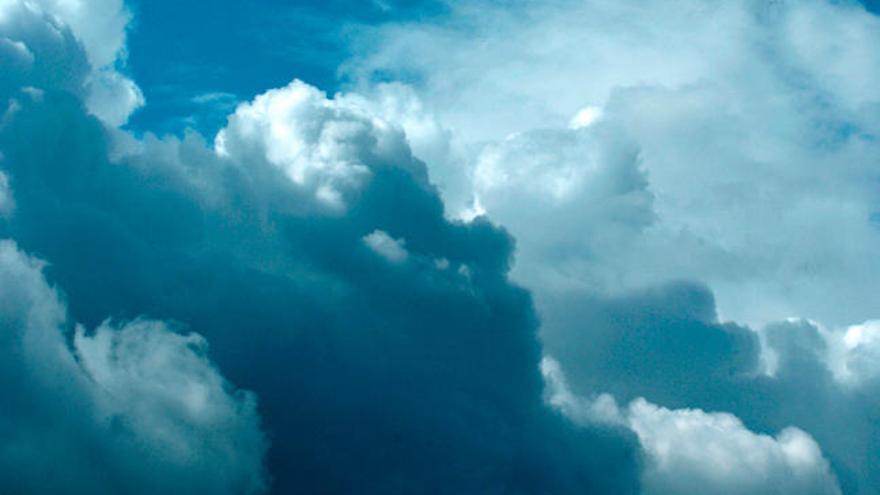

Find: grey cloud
0;5;641;493
0;240;267;494
541;282;880;494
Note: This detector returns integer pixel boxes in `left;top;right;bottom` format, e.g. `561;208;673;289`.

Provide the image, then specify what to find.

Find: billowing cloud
0;0;142;125
0;240;267;494
348;0;880;329
540;283;880;494
0;4;640;493
4;0;880;493
543;358;842;495
346;3;880;492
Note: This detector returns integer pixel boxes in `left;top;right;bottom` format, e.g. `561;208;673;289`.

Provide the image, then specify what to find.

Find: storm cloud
0;2;638;493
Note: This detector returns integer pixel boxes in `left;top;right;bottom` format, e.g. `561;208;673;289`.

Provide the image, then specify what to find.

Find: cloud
0;240;267;494
0;0;143;125
347;0;880;329
344;5;880;491
543;357;843;495
833;320;880;386
363;229;409;263
541;283;880;494
5;0;879;493
0;6;641;493
215;79;427;211
0;170;13;216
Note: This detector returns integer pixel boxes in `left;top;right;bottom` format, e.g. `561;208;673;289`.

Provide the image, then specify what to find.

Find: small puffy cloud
363;229;408;263
543;357;843;495
0;240;267;494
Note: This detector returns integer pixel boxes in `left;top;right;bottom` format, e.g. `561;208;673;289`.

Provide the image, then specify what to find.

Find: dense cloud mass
3;0;880;493
349;0;880;328
345;0;880;493
0;1;640;493
0;239;267;494
539;284;880;493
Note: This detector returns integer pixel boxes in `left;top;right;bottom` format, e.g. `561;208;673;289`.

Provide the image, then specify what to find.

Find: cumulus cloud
0;240;267;494
0;0;142;125
344;5;880;491
215;79;428;211
5;0;880;493
348;0;880;329
833;320;880;386
0;6;640;493
543;357;842;495
540;283;880;494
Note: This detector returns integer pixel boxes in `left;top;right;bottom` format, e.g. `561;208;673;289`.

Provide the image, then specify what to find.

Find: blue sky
125;0;446;135
2;1;880;494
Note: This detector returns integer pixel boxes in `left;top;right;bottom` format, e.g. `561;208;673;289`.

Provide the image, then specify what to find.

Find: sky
1;0;880;494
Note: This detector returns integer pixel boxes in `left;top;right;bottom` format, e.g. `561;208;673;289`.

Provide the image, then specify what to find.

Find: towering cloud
345;1;880;493
0;1;639;493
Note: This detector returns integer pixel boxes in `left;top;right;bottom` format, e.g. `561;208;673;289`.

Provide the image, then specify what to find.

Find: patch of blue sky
124;0;446;137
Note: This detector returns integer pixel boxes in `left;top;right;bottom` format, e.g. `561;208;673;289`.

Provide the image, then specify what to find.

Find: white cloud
348;0;880;329
826;319;880;387
630;400;841;495
216;80;427;211
363;229;408;263
569;105;603;129
85;67;145;126
0;0;143;125
543;357;842;495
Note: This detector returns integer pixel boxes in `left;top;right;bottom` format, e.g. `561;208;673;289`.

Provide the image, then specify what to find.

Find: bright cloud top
349;0;880;329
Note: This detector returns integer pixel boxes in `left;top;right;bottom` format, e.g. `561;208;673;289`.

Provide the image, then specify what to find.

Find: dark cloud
0;240;267;495
0;3;640;493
